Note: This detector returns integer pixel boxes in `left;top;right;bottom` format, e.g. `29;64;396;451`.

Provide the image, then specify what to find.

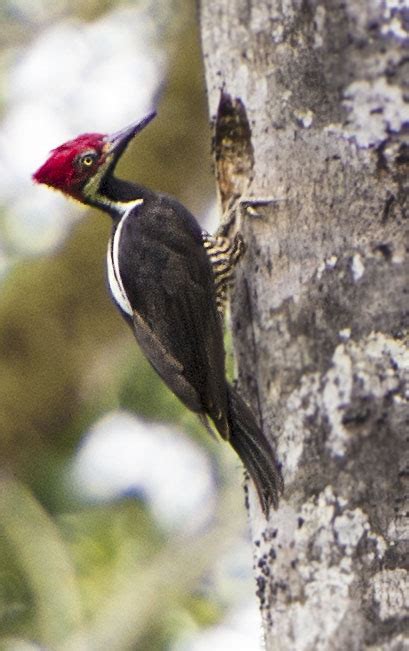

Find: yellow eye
82;155;95;167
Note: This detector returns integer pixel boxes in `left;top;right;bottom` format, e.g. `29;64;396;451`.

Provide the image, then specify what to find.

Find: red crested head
33;133;106;199
32;111;157;204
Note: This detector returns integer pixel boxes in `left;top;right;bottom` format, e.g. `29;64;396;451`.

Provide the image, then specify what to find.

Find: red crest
33;133;106;199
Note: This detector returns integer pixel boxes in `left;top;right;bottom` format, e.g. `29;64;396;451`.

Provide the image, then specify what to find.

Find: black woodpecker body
33;112;283;515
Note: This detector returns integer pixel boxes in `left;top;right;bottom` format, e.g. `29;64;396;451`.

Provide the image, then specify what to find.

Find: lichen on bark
200;0;409;648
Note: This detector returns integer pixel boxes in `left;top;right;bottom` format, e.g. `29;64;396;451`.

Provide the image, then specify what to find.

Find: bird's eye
81;154;96;167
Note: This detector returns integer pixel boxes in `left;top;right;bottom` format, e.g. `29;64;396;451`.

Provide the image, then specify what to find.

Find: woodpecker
33;111;283;515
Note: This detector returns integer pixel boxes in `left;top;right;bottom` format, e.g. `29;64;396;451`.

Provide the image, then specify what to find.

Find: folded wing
118;196;230;438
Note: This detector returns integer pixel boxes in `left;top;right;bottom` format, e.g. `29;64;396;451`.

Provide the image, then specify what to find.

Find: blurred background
0;1;261;649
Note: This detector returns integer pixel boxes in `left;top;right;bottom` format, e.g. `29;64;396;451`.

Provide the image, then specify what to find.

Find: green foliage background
0;1;252;649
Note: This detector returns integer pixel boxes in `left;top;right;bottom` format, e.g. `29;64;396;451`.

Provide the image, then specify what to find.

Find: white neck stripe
96;195;144;216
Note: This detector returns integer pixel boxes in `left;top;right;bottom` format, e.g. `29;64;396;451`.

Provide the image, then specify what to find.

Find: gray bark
199;1;409;649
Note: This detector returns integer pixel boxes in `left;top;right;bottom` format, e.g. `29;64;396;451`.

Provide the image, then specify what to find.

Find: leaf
0;478;84;649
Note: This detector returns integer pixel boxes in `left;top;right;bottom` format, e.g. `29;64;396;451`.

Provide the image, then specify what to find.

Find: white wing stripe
106;202;142;317
107;239;132;316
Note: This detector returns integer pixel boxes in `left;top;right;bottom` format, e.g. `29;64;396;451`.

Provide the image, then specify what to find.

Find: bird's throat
83;175;148;220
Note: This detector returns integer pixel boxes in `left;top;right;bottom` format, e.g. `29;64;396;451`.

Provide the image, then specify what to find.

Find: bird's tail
226;384;283;515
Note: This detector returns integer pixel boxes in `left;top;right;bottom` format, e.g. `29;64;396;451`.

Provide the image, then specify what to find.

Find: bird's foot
239;196;284;219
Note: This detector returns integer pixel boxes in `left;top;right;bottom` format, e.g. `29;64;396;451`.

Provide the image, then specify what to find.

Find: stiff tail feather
226;384;283;515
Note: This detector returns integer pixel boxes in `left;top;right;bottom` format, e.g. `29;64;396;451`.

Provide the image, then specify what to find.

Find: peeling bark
199;1;409;649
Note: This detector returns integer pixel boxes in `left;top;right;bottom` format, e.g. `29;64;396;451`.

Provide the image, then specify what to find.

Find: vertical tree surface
200;1;409;649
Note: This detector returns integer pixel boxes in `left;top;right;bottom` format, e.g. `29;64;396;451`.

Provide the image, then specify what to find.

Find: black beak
105;111;157;162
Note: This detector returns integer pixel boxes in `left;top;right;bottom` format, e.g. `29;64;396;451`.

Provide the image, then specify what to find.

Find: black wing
117;194;230;437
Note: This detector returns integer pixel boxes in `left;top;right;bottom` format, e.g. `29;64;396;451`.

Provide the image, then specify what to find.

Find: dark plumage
33;113;283;515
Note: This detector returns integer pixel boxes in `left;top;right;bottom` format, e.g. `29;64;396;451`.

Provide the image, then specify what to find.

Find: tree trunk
199;1;409;649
